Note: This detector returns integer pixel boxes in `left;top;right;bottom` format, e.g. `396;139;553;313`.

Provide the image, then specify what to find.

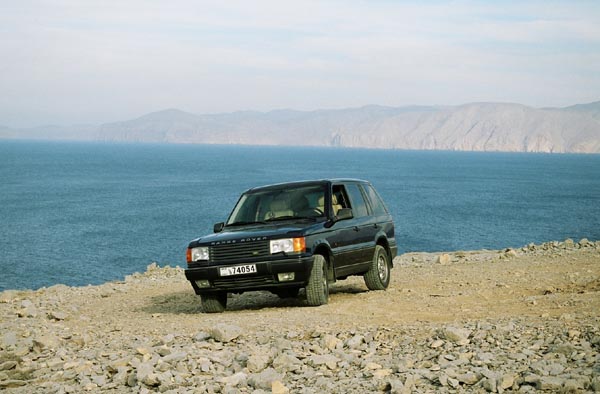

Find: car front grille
210;240;270;263
212;276;276;289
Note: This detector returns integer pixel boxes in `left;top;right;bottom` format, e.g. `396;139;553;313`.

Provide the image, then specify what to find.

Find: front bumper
184;255;314;294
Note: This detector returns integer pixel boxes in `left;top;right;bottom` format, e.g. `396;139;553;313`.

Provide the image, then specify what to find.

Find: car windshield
227;184;327;226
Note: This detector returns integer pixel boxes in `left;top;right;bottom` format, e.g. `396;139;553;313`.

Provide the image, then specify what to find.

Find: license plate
219;264;257;276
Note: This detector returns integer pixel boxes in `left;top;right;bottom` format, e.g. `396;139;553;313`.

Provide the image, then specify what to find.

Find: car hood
189;221;324;247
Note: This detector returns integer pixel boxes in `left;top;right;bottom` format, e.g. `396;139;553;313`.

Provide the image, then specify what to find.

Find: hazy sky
1;1;599;127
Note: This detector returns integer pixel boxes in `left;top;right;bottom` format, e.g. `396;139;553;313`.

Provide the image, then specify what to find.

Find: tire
201;292;227;313
306;254;329;306
274;287;300;298
364;245;391;290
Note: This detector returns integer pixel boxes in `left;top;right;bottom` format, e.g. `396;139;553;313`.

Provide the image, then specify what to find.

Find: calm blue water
1;140;599;291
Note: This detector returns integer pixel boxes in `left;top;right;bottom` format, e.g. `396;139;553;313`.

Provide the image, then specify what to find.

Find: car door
326;184;362;275
344;182;377;264
327;182;376;277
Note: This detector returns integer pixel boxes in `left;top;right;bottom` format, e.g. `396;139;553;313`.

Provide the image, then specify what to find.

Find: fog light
195;279;211;288
278;272;295;282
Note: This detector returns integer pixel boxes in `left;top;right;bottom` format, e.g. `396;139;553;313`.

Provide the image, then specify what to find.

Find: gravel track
1;240;599;393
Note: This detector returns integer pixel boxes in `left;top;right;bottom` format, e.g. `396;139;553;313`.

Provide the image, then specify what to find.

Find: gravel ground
1;239;599;393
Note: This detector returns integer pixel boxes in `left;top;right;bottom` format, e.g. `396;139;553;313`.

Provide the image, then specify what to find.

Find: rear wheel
364;245;391;290
306;254;329;306
201;292;227;313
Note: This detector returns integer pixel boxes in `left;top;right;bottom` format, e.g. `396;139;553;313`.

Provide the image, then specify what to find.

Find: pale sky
1;0;599;127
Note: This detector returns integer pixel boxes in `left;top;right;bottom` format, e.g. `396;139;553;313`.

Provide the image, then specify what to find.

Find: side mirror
213;222;225;233
335;208;353;221
324;208;353;228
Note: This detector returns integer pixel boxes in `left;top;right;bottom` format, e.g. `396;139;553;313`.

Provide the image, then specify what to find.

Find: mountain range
2;101;600;153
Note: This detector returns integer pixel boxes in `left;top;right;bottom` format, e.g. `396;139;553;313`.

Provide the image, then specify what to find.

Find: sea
1;140;599;291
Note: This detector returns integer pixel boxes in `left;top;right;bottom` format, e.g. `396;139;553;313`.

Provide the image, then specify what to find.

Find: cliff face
94;102;600;153
4;102;600;153
328;103;600;153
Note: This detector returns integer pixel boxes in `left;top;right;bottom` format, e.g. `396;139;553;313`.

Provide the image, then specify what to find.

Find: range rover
185;179;397;312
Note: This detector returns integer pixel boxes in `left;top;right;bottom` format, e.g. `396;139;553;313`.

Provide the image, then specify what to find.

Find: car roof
243;178;369;193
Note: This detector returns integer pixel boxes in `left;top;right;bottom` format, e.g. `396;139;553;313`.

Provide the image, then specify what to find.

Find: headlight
187;246;209;262
270;237;305;254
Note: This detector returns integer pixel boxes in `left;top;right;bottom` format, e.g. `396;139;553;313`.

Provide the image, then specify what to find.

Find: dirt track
1;240;599;392
85;242;600;333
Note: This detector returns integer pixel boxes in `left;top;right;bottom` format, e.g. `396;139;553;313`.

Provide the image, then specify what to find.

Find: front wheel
201;292;227;313
364;245;391;290
306;254;328;306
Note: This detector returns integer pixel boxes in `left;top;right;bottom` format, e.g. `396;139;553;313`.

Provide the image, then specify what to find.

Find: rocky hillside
1;239;599;392
94;102;600;153
3;101;600;153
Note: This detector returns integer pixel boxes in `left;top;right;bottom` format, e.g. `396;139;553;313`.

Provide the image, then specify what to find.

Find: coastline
1;239;599;392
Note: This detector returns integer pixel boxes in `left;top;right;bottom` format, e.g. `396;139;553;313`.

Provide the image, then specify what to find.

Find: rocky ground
1;239;599;393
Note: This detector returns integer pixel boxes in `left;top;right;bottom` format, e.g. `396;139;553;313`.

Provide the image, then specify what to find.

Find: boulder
322;334;342;351
308;354;339;370
441;327;471;345
272;380;289;394
563;238;575;248
346;334;364;349
136;362;160;387
457;372;480;385
47;311;68;321
210;324;242;343
162;351;187;364
33;334;60;352
247;353;270;373
111;366;130;386
249;368;282;390
193;331;211;342
437;254;451;265
386;378;405;394
578;238;590;247
430;339;444;348
272;353;302;372
498;373;516;390
0;380;27;388
0;361;18;371
219;371;247;387
536;376;565;391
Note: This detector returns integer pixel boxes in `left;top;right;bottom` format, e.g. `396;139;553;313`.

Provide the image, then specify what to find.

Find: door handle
373;223;379;229
353;226;360;232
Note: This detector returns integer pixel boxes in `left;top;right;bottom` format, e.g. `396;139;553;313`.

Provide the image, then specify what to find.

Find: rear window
345;184;368;217
364;184;388;215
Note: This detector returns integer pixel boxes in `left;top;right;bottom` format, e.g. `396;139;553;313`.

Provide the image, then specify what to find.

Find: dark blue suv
185;179;397;312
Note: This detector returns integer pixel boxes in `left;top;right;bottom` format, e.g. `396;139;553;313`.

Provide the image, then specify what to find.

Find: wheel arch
375;234;393;268
311;240;336;282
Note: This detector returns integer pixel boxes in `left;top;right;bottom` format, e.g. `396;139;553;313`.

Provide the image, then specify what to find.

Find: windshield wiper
264;216;297;222
226;220;266;226
229;216;320;226
265;216;318;223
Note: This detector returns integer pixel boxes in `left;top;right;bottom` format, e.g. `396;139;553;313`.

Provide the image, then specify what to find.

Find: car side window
331;184;350;216
364;185;388;215
345;184;368;217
